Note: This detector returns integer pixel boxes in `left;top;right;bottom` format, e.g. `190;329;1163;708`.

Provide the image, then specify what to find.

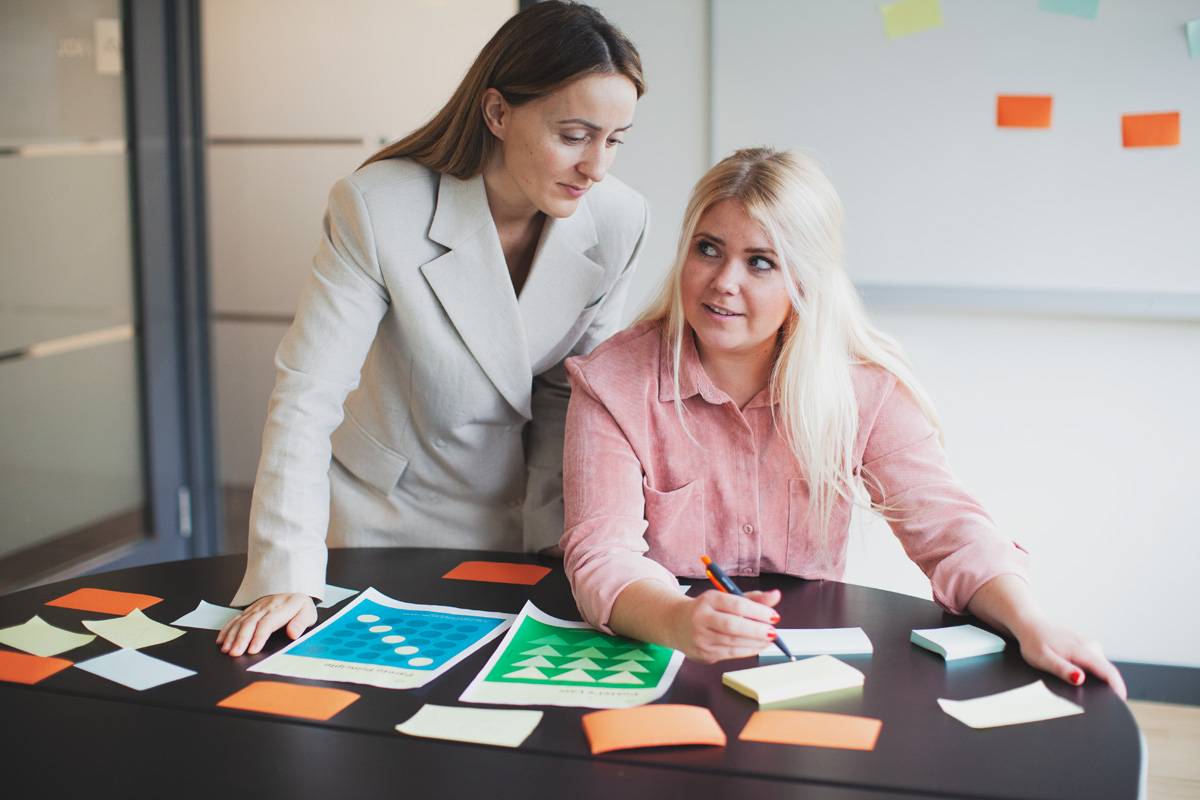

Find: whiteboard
711;0;1199;309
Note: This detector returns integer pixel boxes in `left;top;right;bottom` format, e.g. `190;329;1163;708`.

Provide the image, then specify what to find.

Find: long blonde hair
360;1;644;177
640;147;940;544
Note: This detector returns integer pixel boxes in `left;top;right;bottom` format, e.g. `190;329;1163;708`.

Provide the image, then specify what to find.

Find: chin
542;198;582;219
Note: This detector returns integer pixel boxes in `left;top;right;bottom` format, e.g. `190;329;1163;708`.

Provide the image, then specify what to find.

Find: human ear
480;88;510;141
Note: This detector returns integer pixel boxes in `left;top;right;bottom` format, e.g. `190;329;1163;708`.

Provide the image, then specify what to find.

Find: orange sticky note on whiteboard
46;587;163;615
739;710;883;751
217;681;360;721
581;704;726;754
1122;112;1180;148
442;561;551;586
996;95;1053;128
0;650;73;685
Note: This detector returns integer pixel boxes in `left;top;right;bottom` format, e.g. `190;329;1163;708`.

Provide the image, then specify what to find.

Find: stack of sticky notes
723;655;865;706
911;624;1005;661
758;628;873;662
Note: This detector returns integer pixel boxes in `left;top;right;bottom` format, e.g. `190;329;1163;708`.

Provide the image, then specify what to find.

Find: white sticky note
723;655;865;706
396;704;543;748
677;583;692;595
317;584;359;608
83;608;185;650
911;624;1005;661
759;628;873;661
0;615;96;657
171;600;240;630
937;680;1084;729
75;648;197;691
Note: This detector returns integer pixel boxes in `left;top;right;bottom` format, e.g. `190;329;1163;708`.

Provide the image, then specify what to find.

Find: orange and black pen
701;555;796;661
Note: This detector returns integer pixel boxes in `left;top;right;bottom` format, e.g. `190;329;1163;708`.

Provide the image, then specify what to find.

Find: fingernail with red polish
767;630;777;640
770;613;780;624
1070;670;1083;685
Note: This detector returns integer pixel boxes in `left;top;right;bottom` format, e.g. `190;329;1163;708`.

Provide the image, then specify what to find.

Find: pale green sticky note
396;704;543;748
1037;0;1099;20
0;615;95;657
83;608;185;650
1187;18;1200;59
938;680;1083;729
881;0;944;40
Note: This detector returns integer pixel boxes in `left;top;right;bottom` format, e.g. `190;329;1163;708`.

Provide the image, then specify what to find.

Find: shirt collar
657;326;776;409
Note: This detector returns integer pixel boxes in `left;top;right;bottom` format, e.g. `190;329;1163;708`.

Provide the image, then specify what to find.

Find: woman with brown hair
219;2;648;656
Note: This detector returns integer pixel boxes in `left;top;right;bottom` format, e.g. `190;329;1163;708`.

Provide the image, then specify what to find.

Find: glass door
0;0;213;593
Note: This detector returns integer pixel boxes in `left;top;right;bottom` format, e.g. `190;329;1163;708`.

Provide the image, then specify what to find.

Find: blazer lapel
518;195;606;373
421;173;533;420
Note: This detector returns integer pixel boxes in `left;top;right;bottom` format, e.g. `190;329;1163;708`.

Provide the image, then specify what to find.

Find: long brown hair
361;1;644;178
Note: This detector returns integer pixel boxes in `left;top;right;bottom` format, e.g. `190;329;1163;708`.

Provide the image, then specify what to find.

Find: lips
559;183;588;199
703;302;743;318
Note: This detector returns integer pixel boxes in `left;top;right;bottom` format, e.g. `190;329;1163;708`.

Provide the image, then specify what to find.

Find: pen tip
700;555;712;566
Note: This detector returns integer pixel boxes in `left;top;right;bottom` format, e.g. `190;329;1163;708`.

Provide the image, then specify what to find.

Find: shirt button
742;524;754;535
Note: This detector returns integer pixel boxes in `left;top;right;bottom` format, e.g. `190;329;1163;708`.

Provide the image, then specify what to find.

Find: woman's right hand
216;593;317;657
668;589;781;664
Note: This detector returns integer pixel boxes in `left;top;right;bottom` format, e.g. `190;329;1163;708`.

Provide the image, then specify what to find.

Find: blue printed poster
249;587;514;689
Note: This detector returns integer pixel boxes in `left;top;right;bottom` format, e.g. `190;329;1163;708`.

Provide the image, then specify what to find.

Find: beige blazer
232;159;648;606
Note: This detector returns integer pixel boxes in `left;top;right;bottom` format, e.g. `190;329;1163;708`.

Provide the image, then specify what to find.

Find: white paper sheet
248;587;513;690
75;648;197;690
937;680;1084;729
317;584;360;608
758;628;873;662
396;704;543;748
171;600;240;630
460;601;685;709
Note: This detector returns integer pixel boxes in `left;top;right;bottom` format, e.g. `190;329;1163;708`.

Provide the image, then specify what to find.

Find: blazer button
742;524;754;535
433;438;447;449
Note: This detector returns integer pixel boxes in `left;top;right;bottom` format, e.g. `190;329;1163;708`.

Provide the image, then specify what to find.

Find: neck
481;153;539;231
694;333;777;409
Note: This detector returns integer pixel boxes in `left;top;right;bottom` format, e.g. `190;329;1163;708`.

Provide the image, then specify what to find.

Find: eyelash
561;134;624;147
695;239;775;272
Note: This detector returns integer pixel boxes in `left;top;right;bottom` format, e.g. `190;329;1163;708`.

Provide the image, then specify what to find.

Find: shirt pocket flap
331;414;409;495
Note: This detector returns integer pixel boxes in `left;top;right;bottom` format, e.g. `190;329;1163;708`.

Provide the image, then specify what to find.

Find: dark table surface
0;548;1141;799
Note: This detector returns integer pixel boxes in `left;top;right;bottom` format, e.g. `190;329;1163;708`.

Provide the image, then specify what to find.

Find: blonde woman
219;2;647;657
561;148;1126;696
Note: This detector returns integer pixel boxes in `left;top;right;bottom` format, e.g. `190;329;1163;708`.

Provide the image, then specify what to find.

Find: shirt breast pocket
642;478;706;578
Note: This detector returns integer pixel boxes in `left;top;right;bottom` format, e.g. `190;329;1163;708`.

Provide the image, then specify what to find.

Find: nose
576;140;610;184
710;258;740;295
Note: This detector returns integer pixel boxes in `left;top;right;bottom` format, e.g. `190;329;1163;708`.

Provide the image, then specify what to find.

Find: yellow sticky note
881;0;944;40
938;680;1084;729
0;615;96;657
723;655;865;706
83;608;185;650
396;704;543;748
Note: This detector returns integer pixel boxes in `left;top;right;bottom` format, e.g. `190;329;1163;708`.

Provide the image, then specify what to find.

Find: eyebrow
555;118;634;133
694;231;777;255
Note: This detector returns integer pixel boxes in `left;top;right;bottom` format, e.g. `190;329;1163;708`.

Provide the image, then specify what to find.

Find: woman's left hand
1013;618;1127;699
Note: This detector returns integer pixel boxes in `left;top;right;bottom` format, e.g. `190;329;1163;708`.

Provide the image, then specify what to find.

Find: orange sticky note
997;95;1053;128
739;710;882;751
1122;112;1181;148
46;587;163;615
217;681;360;721
442;561;551;586
581;704;726;754
0;650;73;685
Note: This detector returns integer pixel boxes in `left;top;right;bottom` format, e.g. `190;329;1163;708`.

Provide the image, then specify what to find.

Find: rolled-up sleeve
561;359;678;631
861;381;1031;614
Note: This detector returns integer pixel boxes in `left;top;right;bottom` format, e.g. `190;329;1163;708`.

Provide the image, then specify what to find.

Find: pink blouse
561;321;1029;632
